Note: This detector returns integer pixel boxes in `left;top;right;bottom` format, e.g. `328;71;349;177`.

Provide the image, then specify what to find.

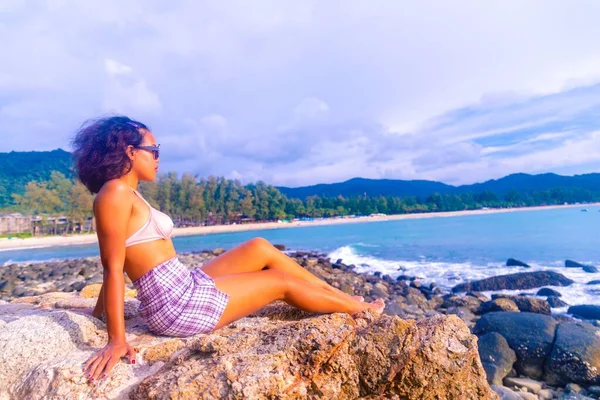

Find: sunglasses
135;144;160;160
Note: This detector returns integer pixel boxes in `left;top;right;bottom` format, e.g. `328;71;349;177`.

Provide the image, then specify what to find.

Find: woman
74;116;385;382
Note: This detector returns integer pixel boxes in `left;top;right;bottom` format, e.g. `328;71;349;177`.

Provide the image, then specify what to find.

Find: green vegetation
0;232;33;239
2;149;600;234
3;170;600;234
0;149;73;206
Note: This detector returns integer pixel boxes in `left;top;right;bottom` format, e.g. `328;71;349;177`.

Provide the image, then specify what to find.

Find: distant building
0;213;32;235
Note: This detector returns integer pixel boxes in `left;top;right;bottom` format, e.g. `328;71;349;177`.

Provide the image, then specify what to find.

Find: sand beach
0;203;595;251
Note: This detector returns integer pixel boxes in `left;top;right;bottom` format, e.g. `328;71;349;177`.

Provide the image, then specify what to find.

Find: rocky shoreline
1;249;600;399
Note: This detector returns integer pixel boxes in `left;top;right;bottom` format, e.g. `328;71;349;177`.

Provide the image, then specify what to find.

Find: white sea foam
327;245;600;307
2;257;72;266
0;245;54;252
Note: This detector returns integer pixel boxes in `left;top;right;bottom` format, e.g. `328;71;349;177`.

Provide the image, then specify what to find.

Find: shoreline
0;202;596;251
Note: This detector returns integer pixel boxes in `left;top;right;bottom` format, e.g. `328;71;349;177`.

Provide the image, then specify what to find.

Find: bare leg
201;238;361;300
213;269;384;330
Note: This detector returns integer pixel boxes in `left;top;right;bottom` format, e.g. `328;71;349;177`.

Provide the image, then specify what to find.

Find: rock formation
0;290;498;400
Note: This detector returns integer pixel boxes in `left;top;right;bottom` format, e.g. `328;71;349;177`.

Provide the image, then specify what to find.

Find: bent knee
245;237;271;251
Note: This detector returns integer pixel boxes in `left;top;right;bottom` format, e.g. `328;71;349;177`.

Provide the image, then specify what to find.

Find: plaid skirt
133;257;229;337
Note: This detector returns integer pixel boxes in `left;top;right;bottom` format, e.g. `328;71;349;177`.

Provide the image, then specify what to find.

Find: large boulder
565;260;586;268
452;271;574;293
568;305;600;320
478;332;517;385
133;311;496;400
565;260;593;269
491;295;551;315
473;312;558;379
0;291;499;400
544;321;600;386
564;260;599;273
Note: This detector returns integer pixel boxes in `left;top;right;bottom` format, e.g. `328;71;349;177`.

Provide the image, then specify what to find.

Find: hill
1;149;599;206
0;149;73;206
276;172;600;199
276;177;454;199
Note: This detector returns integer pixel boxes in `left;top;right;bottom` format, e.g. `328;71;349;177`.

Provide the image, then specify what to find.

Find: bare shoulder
94;180;133;209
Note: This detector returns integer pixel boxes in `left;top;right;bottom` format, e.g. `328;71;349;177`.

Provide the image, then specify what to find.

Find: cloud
1;0;600;186
293;97;329;121
103;59;162;115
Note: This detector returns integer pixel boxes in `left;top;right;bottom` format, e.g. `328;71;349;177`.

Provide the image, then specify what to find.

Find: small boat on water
581;209;588;212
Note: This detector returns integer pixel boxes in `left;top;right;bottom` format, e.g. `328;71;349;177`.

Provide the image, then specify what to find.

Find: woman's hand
83;341;136;382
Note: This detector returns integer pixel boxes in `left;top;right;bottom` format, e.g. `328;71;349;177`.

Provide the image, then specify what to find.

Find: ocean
2;206;599;308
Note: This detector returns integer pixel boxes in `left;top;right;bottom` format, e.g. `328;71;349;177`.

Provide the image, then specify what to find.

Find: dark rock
474;312;558;379
537;288;562;297
506;258;531;268
393;280;407;291
583;265;599;273
273;244;286;251
588;386;600;396
396;275;417;282
568;305;600;320
70;282;86;292
544;321;600;386
547;296;569;308
566;259;593;269
452;271;574;293
478;332;517;385
479;298;520;314
410;281;421;289
588;280;600;285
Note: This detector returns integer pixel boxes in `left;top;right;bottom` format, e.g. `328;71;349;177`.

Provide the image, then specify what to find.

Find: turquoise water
2;206;600;306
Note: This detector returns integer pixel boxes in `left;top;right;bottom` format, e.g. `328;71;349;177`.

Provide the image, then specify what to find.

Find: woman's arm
84;183;135;381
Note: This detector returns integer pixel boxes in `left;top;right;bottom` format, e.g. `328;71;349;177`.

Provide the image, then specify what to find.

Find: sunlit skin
82;128;385;383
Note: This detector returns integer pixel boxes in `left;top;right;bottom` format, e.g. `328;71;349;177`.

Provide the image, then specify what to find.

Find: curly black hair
71;116;150;194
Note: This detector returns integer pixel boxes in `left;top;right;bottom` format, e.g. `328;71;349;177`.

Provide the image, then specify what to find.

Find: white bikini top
125;189;174;247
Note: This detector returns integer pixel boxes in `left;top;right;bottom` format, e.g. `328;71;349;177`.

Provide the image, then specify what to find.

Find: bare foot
367;298;385;314
352;296;365;302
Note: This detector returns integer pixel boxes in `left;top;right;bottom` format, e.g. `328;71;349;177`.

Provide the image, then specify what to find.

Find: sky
1;1;600;187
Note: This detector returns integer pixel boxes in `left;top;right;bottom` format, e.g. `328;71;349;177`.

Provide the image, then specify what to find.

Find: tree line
3;171;599;235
